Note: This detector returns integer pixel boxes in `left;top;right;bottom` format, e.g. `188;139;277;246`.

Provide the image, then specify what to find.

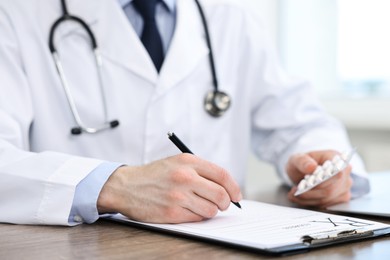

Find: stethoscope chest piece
204;90;231;117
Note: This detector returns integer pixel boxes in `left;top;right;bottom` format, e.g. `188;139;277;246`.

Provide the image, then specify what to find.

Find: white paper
109;200;390;250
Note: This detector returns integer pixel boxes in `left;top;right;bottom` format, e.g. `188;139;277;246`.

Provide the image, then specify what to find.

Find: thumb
292;153;318;175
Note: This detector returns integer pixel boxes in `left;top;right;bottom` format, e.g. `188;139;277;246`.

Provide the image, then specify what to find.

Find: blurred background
241;0;390;196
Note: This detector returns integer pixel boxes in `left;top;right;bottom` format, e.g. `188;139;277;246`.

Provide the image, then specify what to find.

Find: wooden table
1;181;390;259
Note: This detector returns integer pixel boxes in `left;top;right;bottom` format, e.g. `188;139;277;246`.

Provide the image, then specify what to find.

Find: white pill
316;170;324;180
313;166;323;176
327;166;336;176
322;160;333;170
315;174;323;183
332;155;342;164
335;160;345;171
297;180;307;191
323;167;333;178
307;175;316;187
331;167;340;176
312;174;321;185
315;173;324;183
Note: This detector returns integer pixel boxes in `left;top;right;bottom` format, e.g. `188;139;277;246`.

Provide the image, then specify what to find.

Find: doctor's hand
97;154;242;224
286;150;353;208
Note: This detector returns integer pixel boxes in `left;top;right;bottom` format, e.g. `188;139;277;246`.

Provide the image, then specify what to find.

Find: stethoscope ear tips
204;90;231;117
71;127;82;135
110;120;120;128
71;120;120;135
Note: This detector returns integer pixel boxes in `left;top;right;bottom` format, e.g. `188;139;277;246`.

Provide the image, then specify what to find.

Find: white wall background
240;0;390;197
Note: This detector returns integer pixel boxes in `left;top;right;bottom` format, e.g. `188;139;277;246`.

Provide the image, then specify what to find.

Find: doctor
0;0;369;226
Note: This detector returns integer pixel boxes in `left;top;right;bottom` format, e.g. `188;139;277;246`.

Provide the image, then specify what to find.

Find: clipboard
105;200;390;255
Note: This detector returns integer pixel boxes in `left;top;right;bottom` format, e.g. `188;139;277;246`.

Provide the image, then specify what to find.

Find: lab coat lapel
50;0;158;83
48;0;207;86
96;0;158;83
156;0;209;96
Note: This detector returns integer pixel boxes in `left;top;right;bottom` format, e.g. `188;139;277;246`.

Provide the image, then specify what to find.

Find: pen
167;132;242;209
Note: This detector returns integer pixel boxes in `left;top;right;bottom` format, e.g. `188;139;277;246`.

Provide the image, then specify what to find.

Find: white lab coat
0;0;367;225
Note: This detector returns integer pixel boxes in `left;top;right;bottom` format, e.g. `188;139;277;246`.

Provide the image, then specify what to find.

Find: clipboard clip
301;229;374;245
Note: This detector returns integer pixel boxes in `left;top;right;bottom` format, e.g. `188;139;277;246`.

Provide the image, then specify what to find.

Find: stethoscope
49;0;231;135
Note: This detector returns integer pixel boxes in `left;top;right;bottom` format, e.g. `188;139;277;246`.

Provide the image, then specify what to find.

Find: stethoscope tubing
193;0;218;92
49;0;230;135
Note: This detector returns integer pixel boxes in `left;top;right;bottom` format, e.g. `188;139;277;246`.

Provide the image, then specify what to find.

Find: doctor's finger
288;188;330;207
190;177;232;211
291;172;351;200
306;150;340;163
314;165;352;190
317;174;353;204
321;190;352;208
161;207;205;224
180;193;221;219
288;180;352;206
288;184;327;201
291;188;351;208
190;158;242;203
287;153;318;176
288;186;329;203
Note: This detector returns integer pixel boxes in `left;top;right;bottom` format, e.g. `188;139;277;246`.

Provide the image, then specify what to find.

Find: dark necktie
133;0;164;72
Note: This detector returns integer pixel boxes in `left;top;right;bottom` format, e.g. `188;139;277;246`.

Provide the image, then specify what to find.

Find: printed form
109;200;390;251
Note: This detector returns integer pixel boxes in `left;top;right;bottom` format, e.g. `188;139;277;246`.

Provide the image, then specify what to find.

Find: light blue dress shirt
69;162;122;225
120;0;177;54
68;0;177;225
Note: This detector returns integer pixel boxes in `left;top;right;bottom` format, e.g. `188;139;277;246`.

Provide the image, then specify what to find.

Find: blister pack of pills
294;150;355;196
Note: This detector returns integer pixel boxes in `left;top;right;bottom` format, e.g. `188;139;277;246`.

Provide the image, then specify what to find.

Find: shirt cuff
68;162;123;225
351;173;371;199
